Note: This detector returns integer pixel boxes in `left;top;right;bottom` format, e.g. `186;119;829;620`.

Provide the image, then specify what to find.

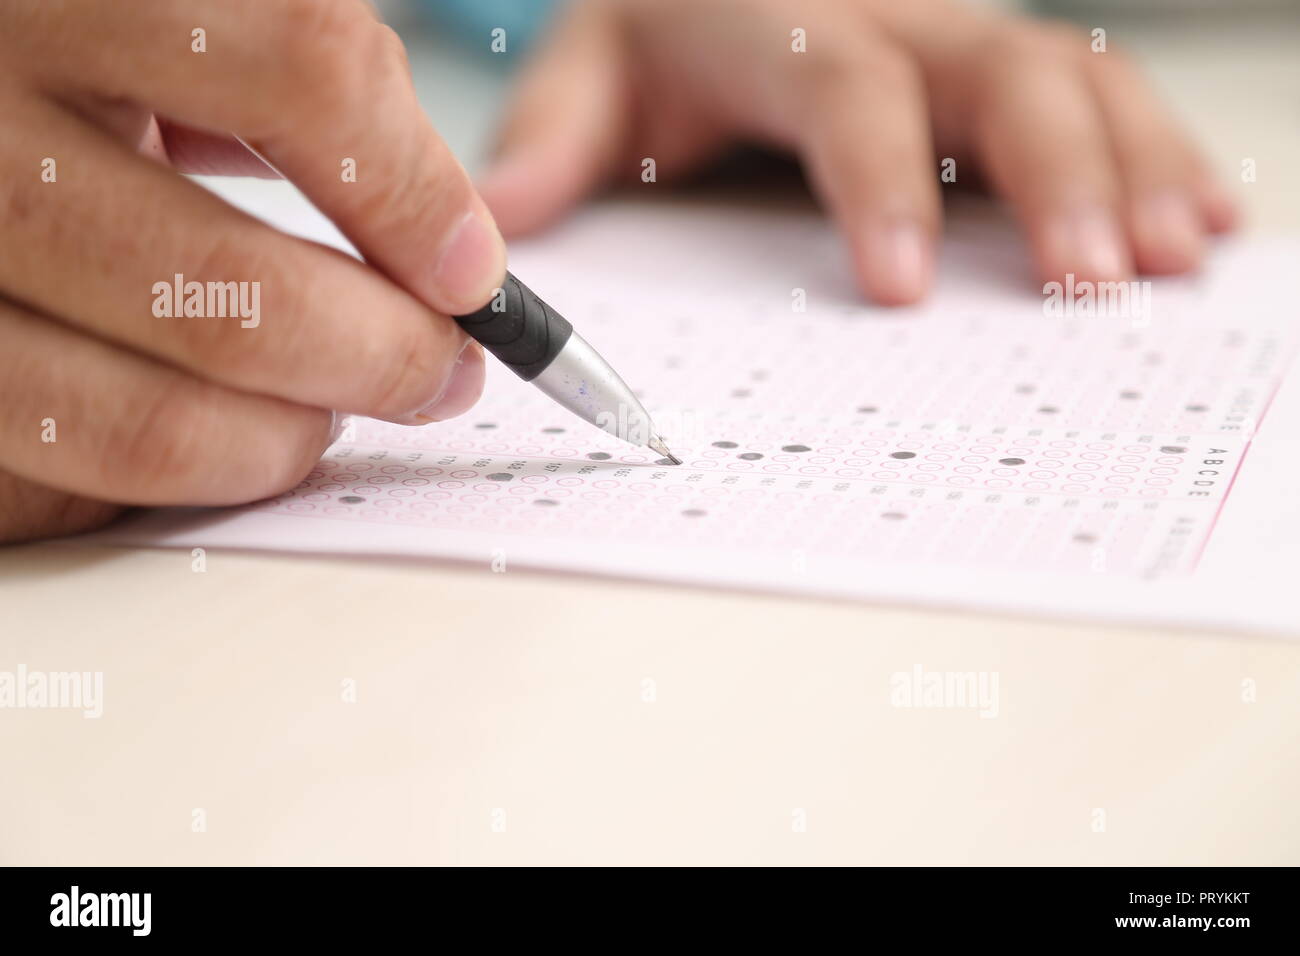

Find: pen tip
648;435;683;466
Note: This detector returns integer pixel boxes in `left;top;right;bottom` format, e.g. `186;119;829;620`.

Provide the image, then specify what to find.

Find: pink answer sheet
95;181;1300;634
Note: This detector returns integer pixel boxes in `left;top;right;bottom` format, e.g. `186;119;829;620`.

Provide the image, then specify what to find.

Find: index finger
16;0;507;315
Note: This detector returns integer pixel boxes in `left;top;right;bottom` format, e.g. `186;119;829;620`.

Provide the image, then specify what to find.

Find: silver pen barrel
453;272;682;464
533;333;653;444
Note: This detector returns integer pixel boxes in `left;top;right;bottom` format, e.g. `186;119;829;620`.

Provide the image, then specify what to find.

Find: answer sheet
98;180;1300;633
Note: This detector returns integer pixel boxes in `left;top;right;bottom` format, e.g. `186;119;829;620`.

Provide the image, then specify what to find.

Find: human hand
0;0;506;542
479;0;1237;305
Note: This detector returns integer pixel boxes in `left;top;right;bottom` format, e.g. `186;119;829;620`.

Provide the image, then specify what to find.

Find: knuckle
967;22;1086;110
799;32;919;102
1090;41;1137;75
369;322;448;418
109;379;212;496
109;378;327;504
987;22;1080;69
858;43;922;93
190;230;254;288
175;235;283;378
274;0;380;106
373;23;412;82
1036;20;1092;53
361;124;464;234
249;412;332;501
339;17;412;96
0;170;32;229
788;18;871;85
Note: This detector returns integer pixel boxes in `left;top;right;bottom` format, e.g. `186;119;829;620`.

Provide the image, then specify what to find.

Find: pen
230;137;679;463
453;272;682;464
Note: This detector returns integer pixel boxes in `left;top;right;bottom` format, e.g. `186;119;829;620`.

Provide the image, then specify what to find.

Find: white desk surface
4;12;1299;865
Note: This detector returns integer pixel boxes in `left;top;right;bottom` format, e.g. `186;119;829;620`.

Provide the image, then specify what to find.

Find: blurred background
367;0;1300;232
386;0;1300;55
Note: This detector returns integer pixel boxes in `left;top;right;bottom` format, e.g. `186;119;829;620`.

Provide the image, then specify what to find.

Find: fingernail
328;411;345;443
1045;209;1131;281
432;209;507;314
1135;192;1204;271
861;221;930;305
414;341;485;423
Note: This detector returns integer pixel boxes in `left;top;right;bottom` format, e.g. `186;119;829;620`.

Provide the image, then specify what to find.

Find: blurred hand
0;0;505;543
479;0;1237;305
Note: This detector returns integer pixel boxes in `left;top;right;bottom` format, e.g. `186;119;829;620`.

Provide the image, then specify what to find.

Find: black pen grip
452;272;573;382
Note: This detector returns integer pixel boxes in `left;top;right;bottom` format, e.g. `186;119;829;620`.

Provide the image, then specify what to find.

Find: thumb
477;2;629;236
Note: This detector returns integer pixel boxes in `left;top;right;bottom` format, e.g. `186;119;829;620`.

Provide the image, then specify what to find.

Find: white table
3;11;1299;865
